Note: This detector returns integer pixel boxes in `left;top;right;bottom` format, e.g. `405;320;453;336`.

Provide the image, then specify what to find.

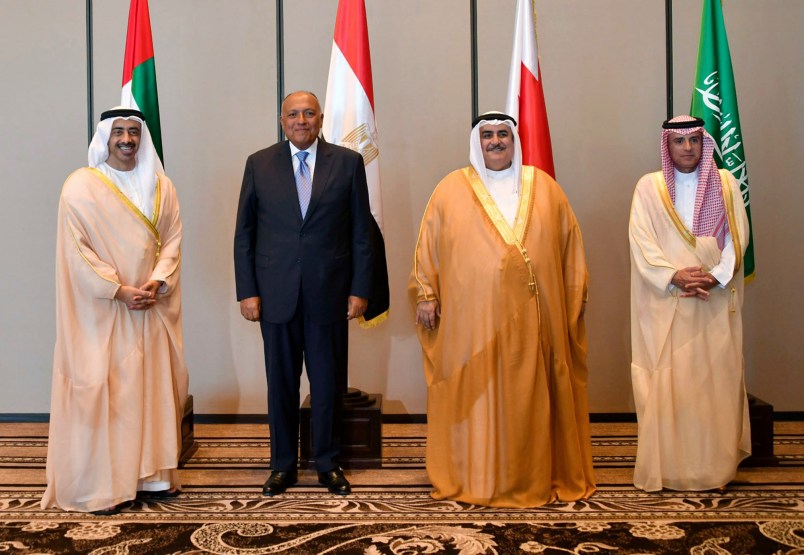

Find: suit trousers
260;293;348;473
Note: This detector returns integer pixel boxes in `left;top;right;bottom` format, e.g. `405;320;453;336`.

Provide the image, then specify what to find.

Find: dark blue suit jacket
234;139;374;324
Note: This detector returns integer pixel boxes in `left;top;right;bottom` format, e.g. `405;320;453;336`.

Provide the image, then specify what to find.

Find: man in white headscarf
409;112;595;508
42;108;189;513
629;115;751;492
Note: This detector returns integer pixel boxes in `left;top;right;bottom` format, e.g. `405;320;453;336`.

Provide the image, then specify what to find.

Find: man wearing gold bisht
409;112;595;508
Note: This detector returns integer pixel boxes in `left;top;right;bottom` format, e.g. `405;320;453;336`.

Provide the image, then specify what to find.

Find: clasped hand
671;266;718;300
116;280;161;311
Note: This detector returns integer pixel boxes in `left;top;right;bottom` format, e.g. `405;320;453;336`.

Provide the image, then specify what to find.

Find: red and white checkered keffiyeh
661;115;728;249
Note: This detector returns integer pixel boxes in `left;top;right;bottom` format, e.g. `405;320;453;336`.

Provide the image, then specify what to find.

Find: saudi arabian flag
691;0;755;281
121;0;163;164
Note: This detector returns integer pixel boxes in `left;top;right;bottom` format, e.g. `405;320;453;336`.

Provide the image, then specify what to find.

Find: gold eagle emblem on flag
340;123;379;166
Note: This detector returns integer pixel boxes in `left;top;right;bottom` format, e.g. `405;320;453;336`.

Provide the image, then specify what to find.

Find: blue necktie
295;151;312;218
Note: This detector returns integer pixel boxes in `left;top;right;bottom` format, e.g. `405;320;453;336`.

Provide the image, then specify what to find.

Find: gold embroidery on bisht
462;166;538;296
87;167;162;259
720;169;742;274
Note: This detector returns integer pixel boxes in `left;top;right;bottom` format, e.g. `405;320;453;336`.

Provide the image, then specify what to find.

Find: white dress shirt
98;162;156;220
485;166;519;228
289;139;319;180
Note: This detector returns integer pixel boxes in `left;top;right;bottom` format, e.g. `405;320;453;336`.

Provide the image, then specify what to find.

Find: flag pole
470;0;478;122
86;0;94;144
275;0;285;142
665;0;674;119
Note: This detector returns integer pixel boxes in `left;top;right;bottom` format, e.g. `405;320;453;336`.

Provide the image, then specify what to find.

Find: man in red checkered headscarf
629;115;751;492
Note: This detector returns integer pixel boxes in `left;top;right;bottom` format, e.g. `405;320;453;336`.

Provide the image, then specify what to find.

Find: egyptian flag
323;0;389;328
505;0;555;178
121;0;163;165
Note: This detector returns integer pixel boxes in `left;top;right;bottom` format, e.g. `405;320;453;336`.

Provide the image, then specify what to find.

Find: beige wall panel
672;0;804;410
541;2;668;412
480;1;666;412
359;1;472;414
88;0;278;414
0;1;86;412
477;0;515;112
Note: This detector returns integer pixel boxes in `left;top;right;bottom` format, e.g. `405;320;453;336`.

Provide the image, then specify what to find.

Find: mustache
485;143;506;152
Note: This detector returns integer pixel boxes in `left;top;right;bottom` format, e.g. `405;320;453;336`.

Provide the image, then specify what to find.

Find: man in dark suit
234;91;373;496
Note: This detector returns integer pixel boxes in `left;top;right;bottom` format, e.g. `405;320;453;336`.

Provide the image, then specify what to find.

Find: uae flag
505;0;555;178
323;0;389;327
691;0;755;281
121;0;164;165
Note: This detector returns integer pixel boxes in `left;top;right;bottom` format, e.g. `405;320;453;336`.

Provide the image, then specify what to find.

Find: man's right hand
115;285;157;311
671;266;713;299
240;297;262;321
416;300;440;331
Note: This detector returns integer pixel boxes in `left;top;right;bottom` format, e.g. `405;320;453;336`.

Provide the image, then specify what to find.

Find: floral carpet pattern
1;422;802;554
2;518;804;554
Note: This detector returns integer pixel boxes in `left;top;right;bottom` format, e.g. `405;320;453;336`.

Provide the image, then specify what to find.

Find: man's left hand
692;270;718;290
347;296;368;320
688;270;718;300
127;280;161;310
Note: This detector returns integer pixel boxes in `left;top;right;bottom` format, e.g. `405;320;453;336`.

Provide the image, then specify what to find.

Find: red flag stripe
333;0;374;110
518;62;554;177
122;0;155;85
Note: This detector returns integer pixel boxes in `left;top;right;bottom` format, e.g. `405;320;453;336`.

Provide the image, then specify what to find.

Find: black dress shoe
317;468;351;495
262;470;298;496
90;503;122;516
136;488;181;499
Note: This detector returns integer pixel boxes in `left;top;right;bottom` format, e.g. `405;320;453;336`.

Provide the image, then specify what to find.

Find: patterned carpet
1;422;802;554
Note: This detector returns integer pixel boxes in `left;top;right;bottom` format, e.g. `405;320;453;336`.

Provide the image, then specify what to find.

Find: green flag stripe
131;58;163;164
691;0;755;280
